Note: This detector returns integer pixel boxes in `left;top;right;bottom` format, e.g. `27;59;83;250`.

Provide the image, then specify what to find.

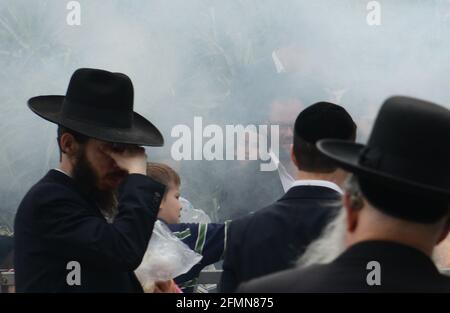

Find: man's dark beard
72;147;118;219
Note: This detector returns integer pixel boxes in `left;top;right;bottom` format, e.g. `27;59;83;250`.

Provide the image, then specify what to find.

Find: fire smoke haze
1;0;450;227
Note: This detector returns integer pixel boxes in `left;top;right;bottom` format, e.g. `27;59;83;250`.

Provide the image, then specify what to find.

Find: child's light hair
146;162;181;188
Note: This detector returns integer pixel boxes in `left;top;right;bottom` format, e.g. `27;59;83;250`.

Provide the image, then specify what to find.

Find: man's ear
344;192;359;233
59;133;78;157
290;144;299;168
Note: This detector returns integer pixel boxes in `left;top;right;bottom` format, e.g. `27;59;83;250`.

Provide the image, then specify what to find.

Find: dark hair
293;102;356;173
57;126;89;161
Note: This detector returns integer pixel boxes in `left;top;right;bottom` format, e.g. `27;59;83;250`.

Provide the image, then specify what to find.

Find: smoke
2;0;450;227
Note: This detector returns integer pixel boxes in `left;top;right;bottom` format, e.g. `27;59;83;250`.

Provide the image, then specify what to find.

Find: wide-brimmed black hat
318;96;450;199
28;68;164;146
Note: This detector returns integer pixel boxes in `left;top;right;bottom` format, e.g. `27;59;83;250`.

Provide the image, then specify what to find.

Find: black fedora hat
28;68;164;146
317;96;450;199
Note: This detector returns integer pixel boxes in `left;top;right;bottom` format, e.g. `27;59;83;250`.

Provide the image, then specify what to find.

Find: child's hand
154;280;181;293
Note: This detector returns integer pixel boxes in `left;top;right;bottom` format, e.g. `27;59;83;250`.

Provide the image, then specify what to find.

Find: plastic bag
135;220;203;292
179;197;212;223
179;197;217;293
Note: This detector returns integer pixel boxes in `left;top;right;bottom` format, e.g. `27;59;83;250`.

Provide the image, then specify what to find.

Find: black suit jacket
220;185;341;292
238;240;450;293
14;170;166;293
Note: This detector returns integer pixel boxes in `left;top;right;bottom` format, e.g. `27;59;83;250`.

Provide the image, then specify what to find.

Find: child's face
158;184;182;224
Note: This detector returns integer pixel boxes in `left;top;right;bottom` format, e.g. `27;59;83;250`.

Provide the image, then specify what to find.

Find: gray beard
298;206;447;270
297;206;347;268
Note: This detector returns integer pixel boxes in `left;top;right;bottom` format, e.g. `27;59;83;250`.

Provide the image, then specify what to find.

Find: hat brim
28;95;164;147
317;139;450;198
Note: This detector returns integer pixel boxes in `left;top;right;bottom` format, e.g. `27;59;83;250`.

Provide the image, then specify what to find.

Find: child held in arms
147;162;230;293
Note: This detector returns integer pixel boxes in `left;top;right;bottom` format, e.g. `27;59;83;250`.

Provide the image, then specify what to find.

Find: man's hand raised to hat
107;145;147;175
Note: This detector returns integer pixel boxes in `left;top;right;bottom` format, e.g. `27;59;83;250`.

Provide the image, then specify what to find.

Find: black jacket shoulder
238;241;450;293
220;185;341;292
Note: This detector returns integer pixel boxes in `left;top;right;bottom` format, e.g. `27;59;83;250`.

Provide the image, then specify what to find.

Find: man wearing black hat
238;96;450;292
220;102;357;292
14;68;166;292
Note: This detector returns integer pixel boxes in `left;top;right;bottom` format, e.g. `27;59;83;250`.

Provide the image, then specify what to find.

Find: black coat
220;185;341;292
238;240;450;293
14;170;165;293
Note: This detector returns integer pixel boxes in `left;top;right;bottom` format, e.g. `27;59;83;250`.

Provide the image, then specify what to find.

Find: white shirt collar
289;179;343;194
54;168;71;178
